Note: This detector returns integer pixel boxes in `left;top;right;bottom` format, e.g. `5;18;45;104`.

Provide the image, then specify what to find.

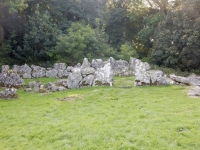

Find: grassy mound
0;76;200;149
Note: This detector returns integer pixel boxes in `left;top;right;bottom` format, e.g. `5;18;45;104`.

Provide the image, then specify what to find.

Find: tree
50;22;100;65
120;42;138;61
151;0;200;70
20;10;61;65
145;0;169;15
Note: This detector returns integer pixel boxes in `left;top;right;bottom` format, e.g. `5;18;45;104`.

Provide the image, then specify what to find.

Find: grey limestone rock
148;70;168;85
169;74;190;85
23;73;32;79
31;65;46;78
57;70;70;78
67;68;82;89
67;66;74;72
187;74;200;86
55;79;68;87
53;63;66;70
134;72;151;86
91;59;104;69
1;65;10;73
13;64;32;78
188;86;200;97
169;73;200;86
27;81;42;89
81;67;95;75
93;63;113;86
111;59;130;76
81;75;95;86
46;69;58;78
0;72;24;88
129;57;137;73
0;88;18;99
132;59;154;86
75;63;81;68
44;80;67;92
32;71;46;78
81;58;90;69
134;70;169;86
58;86;66;91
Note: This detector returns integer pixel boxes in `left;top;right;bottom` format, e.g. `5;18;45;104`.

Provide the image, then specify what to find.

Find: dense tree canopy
0;0;200;71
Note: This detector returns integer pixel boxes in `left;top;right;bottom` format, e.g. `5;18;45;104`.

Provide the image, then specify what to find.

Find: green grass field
0;76;200;150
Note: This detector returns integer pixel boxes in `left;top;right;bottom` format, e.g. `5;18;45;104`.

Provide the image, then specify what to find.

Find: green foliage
0;0;200;74
151;0;200;70
0;40;13;66
0;76;200;149
120;42;138;61
105;8;128;49
138;13;163;44
51;22;99;65
4;0;29;13
21;10;61;64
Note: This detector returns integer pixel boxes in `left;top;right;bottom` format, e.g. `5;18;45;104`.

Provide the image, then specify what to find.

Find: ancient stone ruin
1;57;200;98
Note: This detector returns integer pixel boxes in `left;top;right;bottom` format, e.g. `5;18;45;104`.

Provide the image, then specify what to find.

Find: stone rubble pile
0;88;18;99
130;58;170;86
0;72;24;88
21;58;114;92
1;57;200;98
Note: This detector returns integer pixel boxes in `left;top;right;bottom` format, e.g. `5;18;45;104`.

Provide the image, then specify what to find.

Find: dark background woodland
0;0;200;72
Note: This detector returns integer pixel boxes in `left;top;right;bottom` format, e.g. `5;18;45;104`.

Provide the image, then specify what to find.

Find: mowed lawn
0;76;200;150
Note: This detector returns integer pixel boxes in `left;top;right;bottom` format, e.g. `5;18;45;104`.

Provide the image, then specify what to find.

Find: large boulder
169;74;190;85
54;79;68;87
0;72;24;88
81;67;95;75
134;72;150;86
132;59;154;86
67;66;74;72
81;58;91;69
27;81;42;89
67;68;82;89
186;74;200;86
25;81;42;92
93;63;113;86
45;82;66;92
13;64;32;79
53;63;66;70
135;70;169;86
188;86;200;97
111;59;131;76
0;88;18;99
31;65;46;78
129;57;138;74
91;59;104;69
149;70;169;85
81;75;95;86
46;69;58;78
57;70;70;78
169;74;200;86
133;59;150;76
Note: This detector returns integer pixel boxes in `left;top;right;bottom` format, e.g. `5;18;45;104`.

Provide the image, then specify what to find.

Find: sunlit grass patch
0;76;200;149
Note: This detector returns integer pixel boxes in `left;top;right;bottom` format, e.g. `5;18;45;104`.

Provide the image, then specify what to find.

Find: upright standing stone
93;63;113;86
67;68;82;89
81;58;91;69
